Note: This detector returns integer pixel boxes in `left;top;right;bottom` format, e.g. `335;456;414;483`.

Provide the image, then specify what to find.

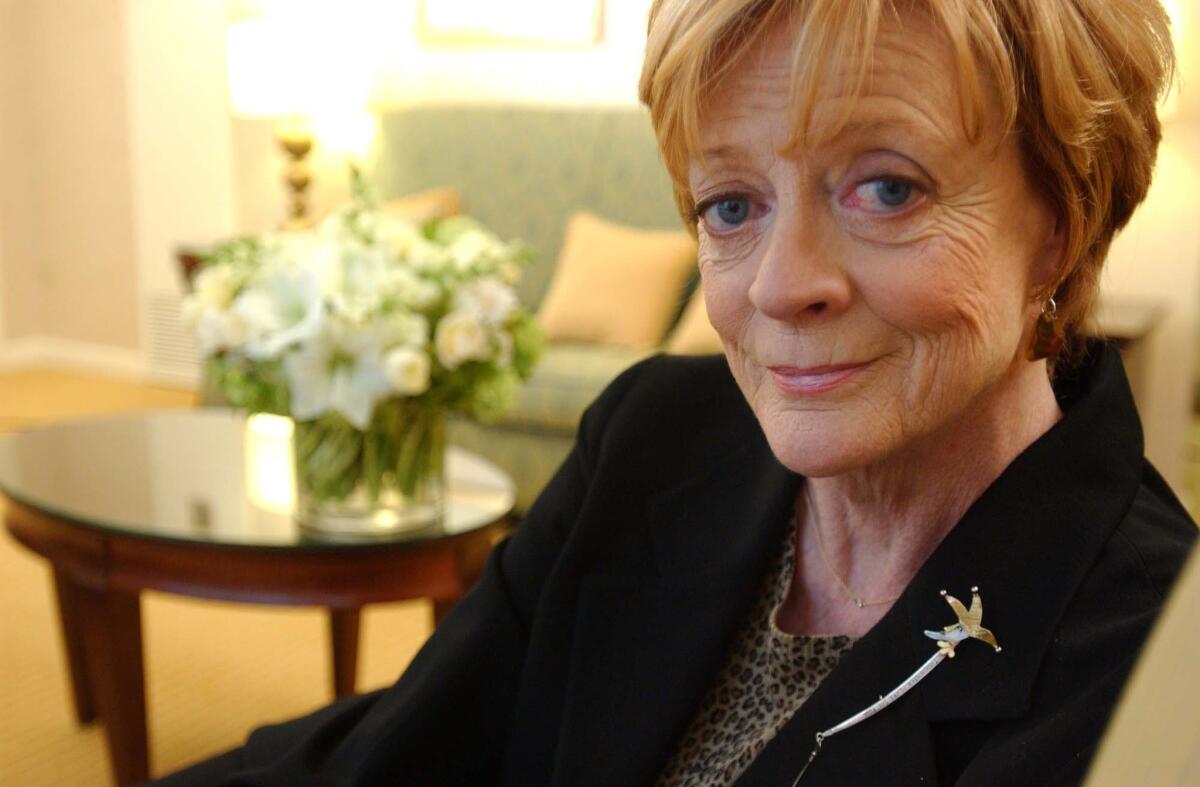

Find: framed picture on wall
418;0;605;47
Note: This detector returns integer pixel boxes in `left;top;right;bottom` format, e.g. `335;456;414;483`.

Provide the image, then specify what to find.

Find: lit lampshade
225;13;376;227
225;18;372;118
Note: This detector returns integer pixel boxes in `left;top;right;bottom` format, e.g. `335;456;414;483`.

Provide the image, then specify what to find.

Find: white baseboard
0;336;150;381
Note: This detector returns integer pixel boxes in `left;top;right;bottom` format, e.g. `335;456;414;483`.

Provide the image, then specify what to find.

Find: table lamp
225;16;373;229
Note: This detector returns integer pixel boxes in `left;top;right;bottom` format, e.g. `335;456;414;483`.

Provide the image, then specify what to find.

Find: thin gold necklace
805;496;901;610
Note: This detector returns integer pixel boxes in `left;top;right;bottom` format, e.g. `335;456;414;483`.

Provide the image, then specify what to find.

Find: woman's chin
758;413;896;478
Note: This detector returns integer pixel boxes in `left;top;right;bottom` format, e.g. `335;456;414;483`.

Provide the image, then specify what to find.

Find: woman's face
691;13;1062;478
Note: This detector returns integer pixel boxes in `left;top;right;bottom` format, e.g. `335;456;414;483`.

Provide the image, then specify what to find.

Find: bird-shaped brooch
792;586;1003;785
923;587;1002;657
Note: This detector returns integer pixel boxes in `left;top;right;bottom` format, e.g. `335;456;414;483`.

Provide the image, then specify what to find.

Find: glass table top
0;409;515;550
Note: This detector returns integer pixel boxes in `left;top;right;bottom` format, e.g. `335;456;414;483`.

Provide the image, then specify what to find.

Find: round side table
0;409;514;786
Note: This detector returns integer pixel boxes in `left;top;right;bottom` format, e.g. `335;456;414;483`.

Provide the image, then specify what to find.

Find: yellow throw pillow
537;211;697;350
379;187;462;224
665;285;724;355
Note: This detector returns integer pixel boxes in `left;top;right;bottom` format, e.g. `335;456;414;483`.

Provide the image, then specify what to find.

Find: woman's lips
767;362;871;396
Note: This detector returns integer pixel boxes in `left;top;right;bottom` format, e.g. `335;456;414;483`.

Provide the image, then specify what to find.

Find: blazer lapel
551;439;799;787
737;343;1146;785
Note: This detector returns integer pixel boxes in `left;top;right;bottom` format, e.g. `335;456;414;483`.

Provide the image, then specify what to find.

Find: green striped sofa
372;105;693;512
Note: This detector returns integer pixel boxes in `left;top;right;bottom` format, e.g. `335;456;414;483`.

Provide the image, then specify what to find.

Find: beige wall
0;0;140;349
1104;122;1200;493
0;0;38;337
123;0;236;386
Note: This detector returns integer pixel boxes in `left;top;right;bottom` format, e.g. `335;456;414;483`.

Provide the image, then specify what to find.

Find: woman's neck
779;358;1063;636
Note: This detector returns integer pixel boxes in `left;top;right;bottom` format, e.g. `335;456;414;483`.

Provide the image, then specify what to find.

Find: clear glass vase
292;401;446;540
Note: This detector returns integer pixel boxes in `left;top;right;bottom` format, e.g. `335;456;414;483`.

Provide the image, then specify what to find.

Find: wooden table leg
52;568;96;724
329;608;361;698
73;583;148;787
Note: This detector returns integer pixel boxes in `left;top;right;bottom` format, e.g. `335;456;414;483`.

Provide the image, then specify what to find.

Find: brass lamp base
277;127;314;230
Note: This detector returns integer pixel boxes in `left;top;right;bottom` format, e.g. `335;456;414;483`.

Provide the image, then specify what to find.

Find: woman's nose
747;209;853;322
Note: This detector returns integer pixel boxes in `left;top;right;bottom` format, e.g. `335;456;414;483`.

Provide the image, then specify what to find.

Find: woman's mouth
767;362;872;396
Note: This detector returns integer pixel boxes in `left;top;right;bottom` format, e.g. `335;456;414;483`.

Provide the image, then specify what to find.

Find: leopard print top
655;518;857;786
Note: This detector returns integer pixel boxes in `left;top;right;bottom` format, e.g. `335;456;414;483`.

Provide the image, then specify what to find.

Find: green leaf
509;312;545;380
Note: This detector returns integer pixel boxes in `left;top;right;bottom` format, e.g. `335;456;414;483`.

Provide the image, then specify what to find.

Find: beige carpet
0;370;432;785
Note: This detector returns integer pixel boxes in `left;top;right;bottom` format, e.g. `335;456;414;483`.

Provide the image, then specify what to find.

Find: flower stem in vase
293;403;446;539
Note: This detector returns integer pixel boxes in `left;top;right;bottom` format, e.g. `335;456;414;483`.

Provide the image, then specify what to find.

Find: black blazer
158;342;1196;786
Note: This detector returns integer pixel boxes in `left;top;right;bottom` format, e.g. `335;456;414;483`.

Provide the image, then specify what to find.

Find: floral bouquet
182;194;541;535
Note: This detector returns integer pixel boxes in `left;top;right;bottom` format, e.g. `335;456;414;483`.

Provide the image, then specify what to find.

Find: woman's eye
851;178;918;212
874;179;912;207
700;197;754;232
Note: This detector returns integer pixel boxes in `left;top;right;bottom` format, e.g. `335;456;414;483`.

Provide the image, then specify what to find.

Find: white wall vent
144;289;202;386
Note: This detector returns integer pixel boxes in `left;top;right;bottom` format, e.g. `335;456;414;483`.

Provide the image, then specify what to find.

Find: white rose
449;232;495;273
383;347;431;396
455;277;519;325
193;264;240;309
435;311;491;370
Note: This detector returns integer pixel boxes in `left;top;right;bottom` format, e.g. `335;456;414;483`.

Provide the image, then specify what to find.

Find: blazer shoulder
954;470;1196;785
569;353;762;498
1063;461;1195;629
580;353;754;450
603;353;741;407
1109;461;1198;602
593;353;744;419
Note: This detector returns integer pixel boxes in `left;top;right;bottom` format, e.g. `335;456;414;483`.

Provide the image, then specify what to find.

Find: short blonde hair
638;0;1176;353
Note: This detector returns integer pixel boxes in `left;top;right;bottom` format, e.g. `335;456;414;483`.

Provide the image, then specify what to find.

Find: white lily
283;317;393;430
234;263;327;360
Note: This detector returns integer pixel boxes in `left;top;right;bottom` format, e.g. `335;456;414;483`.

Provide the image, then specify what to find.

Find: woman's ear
1032;209;1068;295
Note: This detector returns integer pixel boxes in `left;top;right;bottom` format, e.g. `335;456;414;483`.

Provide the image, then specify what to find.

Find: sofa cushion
537;211;697;350
379;186;462;223
665;284;723;355
497;342;654;434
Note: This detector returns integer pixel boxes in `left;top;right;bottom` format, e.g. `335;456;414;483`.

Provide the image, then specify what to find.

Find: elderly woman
159;1;1195;785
